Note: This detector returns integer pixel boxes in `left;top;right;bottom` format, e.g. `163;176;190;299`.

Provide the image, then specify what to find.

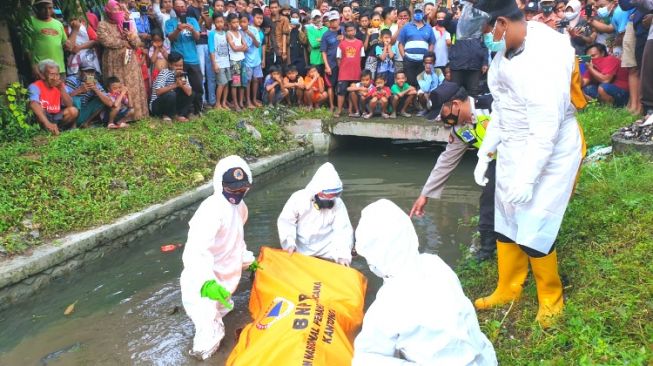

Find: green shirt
391;83;410;95
306;25;327;66
30;16;67;73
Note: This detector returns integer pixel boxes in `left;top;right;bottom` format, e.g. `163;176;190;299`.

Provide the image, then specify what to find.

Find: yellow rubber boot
529;250;564;328
474;242;529;310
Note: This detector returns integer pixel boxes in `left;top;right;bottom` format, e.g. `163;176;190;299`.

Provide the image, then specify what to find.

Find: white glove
474;154;493;186
505;183;534;204
336;258;351;267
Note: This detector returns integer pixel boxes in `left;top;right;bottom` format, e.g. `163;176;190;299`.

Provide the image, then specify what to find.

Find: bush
0;82;38;142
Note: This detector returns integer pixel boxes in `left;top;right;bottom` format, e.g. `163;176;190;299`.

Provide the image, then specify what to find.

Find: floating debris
63;301;78;316
40;342;82;365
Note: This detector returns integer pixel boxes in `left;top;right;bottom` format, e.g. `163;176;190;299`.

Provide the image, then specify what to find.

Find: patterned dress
96;21;149;119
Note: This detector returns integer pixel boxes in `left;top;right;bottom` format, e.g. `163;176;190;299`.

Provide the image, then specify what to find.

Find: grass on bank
457;105;653;364
0;107;330;254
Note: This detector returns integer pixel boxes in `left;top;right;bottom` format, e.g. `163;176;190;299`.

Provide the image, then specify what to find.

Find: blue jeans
583;83;629;107
196;44;216;106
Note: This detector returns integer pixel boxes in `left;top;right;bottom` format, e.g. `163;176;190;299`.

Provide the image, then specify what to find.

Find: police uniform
420;95;497;260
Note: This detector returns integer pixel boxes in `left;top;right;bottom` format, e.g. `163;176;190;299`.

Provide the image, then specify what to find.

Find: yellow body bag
227;247;368;366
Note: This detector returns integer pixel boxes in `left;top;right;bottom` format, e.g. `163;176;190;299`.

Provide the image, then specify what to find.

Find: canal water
0;139;481;366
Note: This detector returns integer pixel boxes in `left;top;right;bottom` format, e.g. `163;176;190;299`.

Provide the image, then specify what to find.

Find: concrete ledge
330;119;450;142
0;147;313;295
612;133;653;158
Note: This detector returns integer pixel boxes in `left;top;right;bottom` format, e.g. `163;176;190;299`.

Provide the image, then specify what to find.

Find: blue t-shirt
243;27;262;68
375;45;395;73
164;17;200;65
320;30;339;69
398;22;436;62
611;6;634;34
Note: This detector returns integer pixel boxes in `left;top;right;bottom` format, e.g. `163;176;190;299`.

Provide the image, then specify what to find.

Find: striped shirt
65;75;106;106
150;68;177;108
397;22;436;62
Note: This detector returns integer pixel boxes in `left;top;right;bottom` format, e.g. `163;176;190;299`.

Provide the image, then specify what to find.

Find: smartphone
584;4;593;18
85;74;95;84
122;21;130;30
579;55;591;63
203;3;210;12
179;15;187;24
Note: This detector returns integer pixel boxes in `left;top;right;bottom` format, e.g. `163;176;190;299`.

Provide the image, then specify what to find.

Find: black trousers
404;59;424;88
184;63;204;113
151;89;193;118
478;160;496;233
451;69;482;96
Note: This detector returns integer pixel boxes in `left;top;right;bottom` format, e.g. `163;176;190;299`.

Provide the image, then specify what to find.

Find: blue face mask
290;17;300;26
223;190;246;205
484;32;505;53
413;12;424;22
596;6;609;18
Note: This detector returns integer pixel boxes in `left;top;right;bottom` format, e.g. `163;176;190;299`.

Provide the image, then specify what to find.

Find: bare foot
176;116;189;122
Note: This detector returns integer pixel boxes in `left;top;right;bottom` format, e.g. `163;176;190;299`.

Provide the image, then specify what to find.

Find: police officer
409;82;497;262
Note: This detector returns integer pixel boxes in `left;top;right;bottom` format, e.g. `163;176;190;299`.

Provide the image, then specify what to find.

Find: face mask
597;6;609;18
371;19;381;27
314;20;323;28
223;190;246;204
542;5;553;15
413;12;424;22
564;11;579;21
313;194;335;209
436;19;445;27
441;105;460;126
290;17;300;25
484;32;505;53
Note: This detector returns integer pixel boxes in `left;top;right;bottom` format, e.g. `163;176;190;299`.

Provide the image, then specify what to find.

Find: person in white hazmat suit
277;162;354;266
180;155;256;360
353;199;497;366
470;0;584;328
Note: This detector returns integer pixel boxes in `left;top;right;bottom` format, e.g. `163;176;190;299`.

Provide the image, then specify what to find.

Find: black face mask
441;104;460;126
542;5;554;15
314;194;335;209
436;19;446;27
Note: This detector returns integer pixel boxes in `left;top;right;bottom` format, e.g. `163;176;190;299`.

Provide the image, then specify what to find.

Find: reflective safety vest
452;114;490;149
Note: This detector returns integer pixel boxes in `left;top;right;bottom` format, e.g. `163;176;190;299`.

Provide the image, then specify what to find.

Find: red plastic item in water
160;244;178;253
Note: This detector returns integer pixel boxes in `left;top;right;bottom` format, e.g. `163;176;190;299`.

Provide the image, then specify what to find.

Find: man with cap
410;82;497;262
532;0;561;29
64;61;114;127
180;155;256;360
397;7;436;87
307;9;328;75
321;10;342;112
353;199;497;365
469;0;584;328
277;162;354;266
30;0;68;78
524;0;539;21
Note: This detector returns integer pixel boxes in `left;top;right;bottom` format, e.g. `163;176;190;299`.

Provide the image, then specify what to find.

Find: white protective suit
353;199;497;366
479;21;584;254
277;162;354;263
180;156;256;358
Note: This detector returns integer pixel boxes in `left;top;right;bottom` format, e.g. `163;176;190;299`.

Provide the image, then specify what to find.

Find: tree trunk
0;20;19;92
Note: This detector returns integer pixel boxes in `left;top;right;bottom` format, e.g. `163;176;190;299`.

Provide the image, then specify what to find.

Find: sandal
348;112;360;118
108;123;119;129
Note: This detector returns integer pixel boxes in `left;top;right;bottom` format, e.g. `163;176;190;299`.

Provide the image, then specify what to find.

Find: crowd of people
25;0;652;134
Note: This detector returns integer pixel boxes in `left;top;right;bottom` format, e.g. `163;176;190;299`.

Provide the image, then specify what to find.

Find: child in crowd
148;32;170;80
416;52;444;115
303;65;328;110
335;22;364;117
390;71;417;118
347;69;373;117
263;65;288;106
105;76;134;129
321;10;341;113
242;9;263;108
366;74;391;119
226;13;247;111
209;13;231;109
283;65;304;106
375;29;395;88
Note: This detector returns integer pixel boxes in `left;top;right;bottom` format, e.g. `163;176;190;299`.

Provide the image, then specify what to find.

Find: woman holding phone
97;0;150;119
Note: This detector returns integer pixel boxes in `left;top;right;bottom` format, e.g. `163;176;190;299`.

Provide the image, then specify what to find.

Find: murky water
0;139;481;366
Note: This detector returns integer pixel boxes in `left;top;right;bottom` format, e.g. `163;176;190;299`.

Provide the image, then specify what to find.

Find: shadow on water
0;137;481;365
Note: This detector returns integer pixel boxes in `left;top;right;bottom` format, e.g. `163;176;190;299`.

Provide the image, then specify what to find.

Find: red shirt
584;55;629;91
32;80;61;114
337;38;364;81
369;85;391;99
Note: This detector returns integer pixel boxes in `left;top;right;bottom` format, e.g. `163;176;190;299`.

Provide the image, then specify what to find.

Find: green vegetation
0;107;329;254
457;105;653;364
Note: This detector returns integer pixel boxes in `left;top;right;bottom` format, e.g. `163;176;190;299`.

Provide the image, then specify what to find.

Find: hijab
565;0;582;28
